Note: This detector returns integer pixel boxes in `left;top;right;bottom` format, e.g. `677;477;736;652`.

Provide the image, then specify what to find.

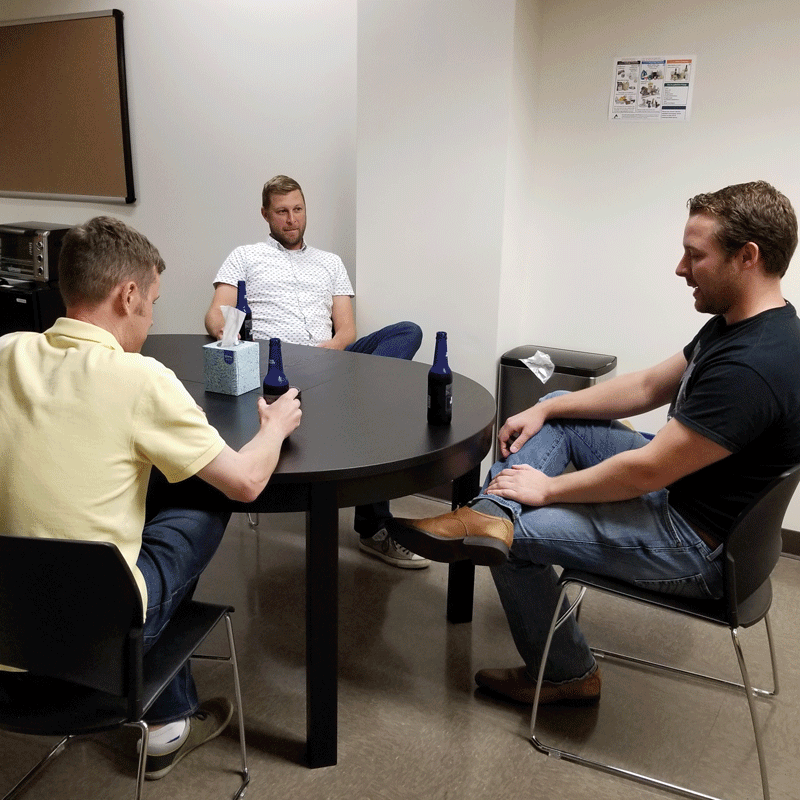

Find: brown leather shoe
475;666;601;706
387;506;513;565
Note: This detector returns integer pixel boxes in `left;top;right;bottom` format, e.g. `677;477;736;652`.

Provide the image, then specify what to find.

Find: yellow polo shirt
0;318;226;611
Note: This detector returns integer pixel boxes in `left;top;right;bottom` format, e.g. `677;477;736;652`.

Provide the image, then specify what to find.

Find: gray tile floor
3;495;800;800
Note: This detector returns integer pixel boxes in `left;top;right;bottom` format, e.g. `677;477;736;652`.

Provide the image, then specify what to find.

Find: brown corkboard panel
0;10;135;203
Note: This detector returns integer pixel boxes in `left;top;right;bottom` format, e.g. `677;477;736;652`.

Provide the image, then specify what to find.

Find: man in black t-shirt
389;181;800;706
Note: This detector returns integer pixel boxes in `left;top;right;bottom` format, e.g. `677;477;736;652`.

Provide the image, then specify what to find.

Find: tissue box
203;340;261;395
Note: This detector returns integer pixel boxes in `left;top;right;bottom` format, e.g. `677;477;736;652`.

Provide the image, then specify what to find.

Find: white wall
528;0;800;525
0;0;357;334
357;0;517;396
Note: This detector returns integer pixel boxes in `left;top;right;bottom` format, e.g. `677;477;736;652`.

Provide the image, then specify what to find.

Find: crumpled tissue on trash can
519;350;555;384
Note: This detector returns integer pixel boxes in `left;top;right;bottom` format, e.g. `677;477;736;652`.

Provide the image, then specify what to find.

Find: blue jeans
137;501;230;723
481;392;724;684
347;321;423;534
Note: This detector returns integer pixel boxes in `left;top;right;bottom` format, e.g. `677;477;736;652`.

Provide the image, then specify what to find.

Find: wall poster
610;56;695;121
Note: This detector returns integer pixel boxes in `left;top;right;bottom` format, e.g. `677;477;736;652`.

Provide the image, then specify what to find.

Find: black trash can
495;345;617;459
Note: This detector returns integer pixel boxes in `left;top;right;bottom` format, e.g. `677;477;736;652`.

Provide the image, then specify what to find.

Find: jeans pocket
633;572;714;599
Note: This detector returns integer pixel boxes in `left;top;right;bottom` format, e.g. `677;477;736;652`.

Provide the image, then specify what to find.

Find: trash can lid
501;345;617;378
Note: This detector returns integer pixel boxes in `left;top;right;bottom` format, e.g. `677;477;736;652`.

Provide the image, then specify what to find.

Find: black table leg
446;464;481;623
305;483;338;768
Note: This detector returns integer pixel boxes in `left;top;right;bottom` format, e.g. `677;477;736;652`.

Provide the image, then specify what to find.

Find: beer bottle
263;338;289;403
236;280;253;341
427;331;452;425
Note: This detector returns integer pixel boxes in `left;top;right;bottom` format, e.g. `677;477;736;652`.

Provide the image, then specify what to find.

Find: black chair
0;535;249;800
530;465;800;800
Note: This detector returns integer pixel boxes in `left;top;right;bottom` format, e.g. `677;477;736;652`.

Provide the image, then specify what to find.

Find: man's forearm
538;358;683;424
204;306;224;339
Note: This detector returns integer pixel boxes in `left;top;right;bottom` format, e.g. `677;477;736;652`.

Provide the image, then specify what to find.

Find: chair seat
141;601;233;713
0;601;234;737
560;569;773;628
0;672;131;736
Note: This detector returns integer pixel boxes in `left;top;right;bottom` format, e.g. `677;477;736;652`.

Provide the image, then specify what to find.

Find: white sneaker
359;528;431;569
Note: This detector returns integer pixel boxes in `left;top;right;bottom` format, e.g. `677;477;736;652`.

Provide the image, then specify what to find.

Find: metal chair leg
731;627;770;800
225;612;250;800
2;736;71;800
128;721;149;800
529;581;776;800
192;613;249;799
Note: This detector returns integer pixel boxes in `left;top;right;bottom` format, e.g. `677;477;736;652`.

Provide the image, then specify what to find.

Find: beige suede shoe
475;666;601;706
387;506;513;565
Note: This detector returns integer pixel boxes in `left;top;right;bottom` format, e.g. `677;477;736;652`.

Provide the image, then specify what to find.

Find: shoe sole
387;521;509;566
475;683;601;706
358;541;431;569
145;701;234;780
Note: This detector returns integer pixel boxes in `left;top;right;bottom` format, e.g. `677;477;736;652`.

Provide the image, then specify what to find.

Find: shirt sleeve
132;362;226;482
331;256;354;296
673;360;780;453
213;247;246;288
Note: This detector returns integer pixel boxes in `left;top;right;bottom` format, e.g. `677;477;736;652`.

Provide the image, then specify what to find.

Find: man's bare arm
487;416;730;507
196;390;301;502
204;283;238;339
498;352;688;457
316;294;356;350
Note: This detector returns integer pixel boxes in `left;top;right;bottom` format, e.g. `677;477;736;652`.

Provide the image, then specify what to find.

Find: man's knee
397;321;423;356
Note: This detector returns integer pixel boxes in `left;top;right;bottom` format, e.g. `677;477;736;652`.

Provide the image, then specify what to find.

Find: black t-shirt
666;302;800;541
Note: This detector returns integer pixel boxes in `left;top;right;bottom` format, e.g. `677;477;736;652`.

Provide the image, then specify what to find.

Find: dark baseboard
783;528;800;557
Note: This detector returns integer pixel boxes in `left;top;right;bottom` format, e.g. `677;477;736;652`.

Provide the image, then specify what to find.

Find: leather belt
688;522;722;550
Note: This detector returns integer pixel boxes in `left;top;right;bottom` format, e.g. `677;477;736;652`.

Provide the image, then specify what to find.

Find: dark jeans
346;321;423;535
138;482;230;723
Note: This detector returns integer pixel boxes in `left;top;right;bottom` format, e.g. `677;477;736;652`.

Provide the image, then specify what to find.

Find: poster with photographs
610;56;695;121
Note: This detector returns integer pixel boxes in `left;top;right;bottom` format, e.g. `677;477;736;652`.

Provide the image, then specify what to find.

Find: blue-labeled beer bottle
263;338;289;403
236;280;253;341
427;331;452;425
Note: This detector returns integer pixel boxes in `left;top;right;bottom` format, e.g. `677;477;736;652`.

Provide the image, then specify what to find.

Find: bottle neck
433;337;449;369
236;281;249;312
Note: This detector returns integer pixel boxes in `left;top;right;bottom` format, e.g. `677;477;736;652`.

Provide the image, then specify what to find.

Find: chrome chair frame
0;536;250;800
529;465;800;800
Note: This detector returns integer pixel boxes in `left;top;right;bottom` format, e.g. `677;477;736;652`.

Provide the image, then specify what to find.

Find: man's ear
739;241;761;271
113;281;138;316
260;207;269;222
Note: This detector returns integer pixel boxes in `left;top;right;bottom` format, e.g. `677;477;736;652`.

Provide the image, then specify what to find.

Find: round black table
141;334;496;767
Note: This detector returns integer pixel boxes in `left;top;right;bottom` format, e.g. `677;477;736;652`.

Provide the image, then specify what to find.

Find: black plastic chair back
723;465;800;626
0;535;144;703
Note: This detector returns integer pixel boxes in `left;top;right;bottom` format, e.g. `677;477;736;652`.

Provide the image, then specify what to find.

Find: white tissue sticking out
520;350;555;384
219;305;245;348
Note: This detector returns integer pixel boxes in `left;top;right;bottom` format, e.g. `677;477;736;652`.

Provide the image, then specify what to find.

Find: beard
270;224;305;250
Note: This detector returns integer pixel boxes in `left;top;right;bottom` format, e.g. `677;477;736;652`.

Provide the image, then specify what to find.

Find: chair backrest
724;464;800;621
0;535;144;699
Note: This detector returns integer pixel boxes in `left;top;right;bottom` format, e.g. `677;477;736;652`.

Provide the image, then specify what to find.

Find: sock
469;497;513;520
146;718;189;755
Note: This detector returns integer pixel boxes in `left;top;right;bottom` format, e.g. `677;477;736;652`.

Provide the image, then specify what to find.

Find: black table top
141;334;495;510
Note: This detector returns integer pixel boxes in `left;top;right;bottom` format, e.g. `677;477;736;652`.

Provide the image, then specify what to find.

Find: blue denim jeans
481;391;724;684
348;321;423;534
137;502;230;723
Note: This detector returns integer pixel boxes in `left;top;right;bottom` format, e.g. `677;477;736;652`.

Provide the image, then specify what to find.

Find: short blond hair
58;217;165;307
262;175;304;209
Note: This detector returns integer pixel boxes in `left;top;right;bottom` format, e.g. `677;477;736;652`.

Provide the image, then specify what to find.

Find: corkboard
0;10;135;203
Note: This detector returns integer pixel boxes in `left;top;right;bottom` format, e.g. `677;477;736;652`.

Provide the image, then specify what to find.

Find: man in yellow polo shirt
0;217;301;780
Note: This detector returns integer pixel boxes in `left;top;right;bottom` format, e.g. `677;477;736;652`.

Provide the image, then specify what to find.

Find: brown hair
688;181;798;277
262;175;305;210
58;216;165;307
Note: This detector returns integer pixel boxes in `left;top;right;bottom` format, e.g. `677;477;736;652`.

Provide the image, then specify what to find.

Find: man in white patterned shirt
205;175;428;569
